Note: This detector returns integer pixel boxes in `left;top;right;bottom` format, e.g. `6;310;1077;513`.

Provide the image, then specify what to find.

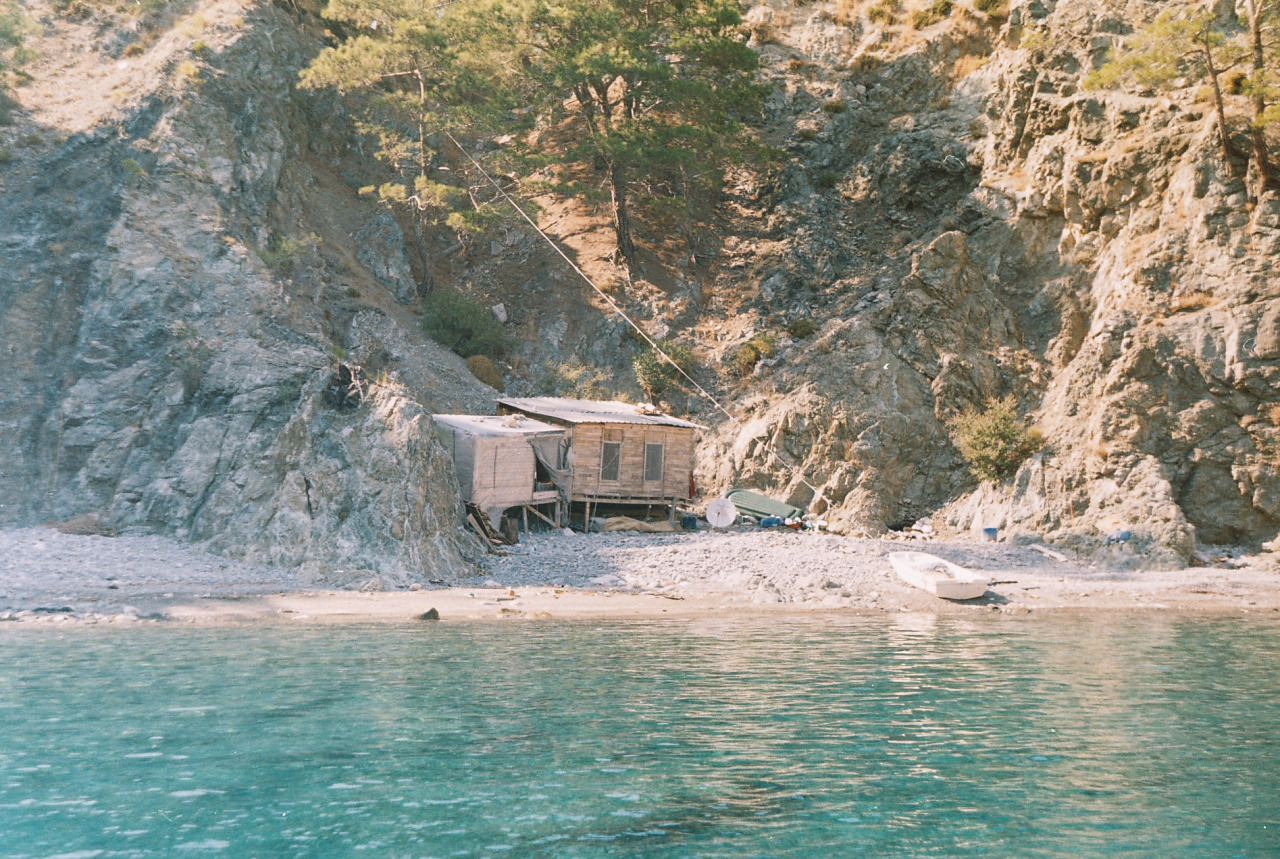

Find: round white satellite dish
705;498;736;529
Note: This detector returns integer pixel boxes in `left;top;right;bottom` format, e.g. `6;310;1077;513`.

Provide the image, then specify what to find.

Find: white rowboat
889;551;989;600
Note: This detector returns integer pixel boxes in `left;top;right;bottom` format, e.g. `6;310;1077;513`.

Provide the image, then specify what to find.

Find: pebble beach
2;525;1279;624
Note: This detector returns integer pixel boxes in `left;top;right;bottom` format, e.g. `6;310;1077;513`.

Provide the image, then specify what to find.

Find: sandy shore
1;526;1278;625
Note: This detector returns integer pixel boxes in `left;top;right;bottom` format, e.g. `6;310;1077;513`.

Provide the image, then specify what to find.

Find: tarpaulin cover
726;488;803;520
601;517;678;533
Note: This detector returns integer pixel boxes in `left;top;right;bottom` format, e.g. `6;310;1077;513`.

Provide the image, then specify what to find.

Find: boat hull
889;551;988;600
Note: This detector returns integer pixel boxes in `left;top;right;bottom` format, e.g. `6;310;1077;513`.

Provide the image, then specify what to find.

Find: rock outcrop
695;0;1279;565
1;0;1275;573
0;0;488;580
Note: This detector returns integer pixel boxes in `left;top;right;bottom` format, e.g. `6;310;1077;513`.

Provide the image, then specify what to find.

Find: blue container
681;514;698;532
981;527;999;542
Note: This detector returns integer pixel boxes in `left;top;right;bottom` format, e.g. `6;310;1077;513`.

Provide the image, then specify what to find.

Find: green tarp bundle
726;488;803;520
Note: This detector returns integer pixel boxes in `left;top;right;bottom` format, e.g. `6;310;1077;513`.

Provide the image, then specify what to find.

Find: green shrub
949;395;1044;482
749;334;777;358
867;0;901;24
1020;26;1049;54
973;0;1006;14
731;342;761;376
787;318;818;338
257;232;319;277
422;289;512;359
821;99;847;114
633;339;695;398
466;355;504;391
731;334;777;377
912;0;953;29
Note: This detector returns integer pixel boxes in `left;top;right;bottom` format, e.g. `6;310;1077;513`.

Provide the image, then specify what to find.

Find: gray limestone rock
0;3;483;580
356;210;419;304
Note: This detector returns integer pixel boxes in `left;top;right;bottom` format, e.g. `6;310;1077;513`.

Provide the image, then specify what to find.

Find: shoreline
2;526;1278;626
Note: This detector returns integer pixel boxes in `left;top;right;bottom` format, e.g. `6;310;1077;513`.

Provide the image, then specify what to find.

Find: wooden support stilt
522;504;558;529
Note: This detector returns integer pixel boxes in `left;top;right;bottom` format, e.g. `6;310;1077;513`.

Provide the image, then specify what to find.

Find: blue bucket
981;527;998;542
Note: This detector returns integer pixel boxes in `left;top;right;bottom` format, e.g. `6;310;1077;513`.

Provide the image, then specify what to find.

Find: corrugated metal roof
497;397;706;429
431;413;567;438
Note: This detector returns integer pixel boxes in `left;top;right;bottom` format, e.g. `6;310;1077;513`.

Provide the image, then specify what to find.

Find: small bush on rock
257;232;319;276
867;0;901;25
912;0;953;29
422;289;512;359
634;340;695;398
787;318;818;338
949;395;1044;482
466;355;504;391
731;334;777;377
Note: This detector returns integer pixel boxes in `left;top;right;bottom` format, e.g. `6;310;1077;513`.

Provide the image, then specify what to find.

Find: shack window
601;441;622;481
644;443;664;482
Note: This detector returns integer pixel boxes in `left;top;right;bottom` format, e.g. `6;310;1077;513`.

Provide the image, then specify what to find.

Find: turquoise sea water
1;616;1278;858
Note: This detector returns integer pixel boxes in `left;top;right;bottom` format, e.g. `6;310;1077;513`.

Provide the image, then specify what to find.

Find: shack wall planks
566;422;695;503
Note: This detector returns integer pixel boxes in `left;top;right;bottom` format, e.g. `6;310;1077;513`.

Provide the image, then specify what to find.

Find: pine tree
1086;10;1246;175
301;0;763;270
299;1;505;245
1240;0;1279;193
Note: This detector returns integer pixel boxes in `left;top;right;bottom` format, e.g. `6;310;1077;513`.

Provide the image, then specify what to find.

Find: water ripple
0;618;1277;857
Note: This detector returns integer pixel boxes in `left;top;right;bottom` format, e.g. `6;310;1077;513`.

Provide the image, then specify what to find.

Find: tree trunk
411;217;434;300
608;162;637;265
1203;45;1239;173
1245;1;1275;193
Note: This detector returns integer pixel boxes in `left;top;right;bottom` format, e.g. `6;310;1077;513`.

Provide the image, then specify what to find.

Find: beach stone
419;608;440;620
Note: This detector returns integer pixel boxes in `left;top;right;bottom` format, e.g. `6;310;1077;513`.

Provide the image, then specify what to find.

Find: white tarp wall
433;414;566;520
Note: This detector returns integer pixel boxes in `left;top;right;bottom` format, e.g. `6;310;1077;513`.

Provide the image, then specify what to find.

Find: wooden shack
432;413;567;527
496;397;703;521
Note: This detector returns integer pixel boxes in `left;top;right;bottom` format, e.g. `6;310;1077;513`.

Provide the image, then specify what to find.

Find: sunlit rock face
698;0;1278;564
0;0;486;580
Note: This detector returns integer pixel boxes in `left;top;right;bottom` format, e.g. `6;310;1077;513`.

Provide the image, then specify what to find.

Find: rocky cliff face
0;0;491;581
689;0;1280;566
1;0;1275;572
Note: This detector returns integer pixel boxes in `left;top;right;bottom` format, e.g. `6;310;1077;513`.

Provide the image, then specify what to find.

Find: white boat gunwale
889;551;989;601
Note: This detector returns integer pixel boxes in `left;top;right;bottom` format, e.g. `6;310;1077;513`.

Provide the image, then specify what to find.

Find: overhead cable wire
441;129;822;498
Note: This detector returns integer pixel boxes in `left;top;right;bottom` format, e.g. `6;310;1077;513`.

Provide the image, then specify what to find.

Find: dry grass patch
953;53;988;79
1168;291;1215;314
